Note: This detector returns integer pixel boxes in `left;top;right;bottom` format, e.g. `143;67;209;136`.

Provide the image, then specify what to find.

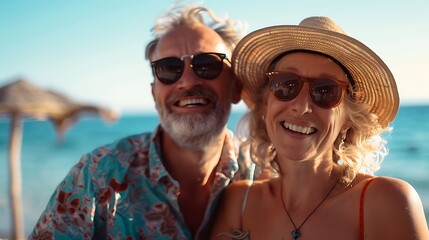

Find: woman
210;17;428;240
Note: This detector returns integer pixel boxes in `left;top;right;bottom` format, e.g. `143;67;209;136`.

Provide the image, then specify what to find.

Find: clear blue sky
1;0;428;114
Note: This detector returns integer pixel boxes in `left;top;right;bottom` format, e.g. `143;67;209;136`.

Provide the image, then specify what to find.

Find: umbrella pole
8;112;25;240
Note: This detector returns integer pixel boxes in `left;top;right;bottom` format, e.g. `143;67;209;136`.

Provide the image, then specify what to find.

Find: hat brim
232;25;399;128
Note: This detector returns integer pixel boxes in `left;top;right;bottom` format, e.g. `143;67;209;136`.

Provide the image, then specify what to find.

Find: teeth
283;122;315;135
178;98;208;107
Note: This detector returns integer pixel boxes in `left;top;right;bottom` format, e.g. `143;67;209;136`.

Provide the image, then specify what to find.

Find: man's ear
151;82;155;101
231;75;243;104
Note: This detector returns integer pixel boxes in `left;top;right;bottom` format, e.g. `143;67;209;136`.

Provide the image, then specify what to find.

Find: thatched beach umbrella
0;78;119;239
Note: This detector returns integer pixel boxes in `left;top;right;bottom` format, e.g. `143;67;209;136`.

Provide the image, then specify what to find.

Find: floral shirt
29;126;252;240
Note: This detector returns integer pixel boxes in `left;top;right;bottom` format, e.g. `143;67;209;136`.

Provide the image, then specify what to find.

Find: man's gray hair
145;4;245;61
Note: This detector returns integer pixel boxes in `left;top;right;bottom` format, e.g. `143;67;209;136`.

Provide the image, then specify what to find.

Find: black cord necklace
280;179;338;239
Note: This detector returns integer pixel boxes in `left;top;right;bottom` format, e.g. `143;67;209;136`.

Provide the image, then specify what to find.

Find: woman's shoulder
351;175;419;208
220;180;253;208
224;179;271;199
359;176;428;238
213;179;275;229
363;176;418;203
220;179;274;211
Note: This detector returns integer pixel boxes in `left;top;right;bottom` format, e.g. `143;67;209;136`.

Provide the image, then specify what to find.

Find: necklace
280;179;338;239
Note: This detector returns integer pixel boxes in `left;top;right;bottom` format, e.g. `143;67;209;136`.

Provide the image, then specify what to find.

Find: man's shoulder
81;132;155;170
96;132;154;154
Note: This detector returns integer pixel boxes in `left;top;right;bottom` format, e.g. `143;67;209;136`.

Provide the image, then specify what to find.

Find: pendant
291;229;301;239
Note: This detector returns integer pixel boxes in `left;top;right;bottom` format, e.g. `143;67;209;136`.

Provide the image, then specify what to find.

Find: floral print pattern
29;126;249;240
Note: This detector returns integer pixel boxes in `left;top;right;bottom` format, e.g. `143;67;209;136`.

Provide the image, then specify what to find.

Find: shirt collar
147;126;239;184
214;129;239;179
147;126;170;184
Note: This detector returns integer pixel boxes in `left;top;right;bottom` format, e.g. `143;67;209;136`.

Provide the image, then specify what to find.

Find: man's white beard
156;86;231;151
160;109;229;150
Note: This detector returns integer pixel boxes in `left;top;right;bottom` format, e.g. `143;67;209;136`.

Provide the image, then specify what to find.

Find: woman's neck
277;157;341;208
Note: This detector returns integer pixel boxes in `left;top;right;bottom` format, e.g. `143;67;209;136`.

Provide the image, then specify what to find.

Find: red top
359;178;376;240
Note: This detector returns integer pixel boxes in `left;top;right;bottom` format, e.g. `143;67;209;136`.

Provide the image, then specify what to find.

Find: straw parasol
0;78;119;239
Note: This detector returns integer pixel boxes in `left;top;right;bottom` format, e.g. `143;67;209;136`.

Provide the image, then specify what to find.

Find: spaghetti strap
217;180;252;240
241;180;253;217
239;162;255;217
359;178;376;240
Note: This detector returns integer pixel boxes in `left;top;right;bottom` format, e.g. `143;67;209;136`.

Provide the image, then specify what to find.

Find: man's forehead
153;24;230;58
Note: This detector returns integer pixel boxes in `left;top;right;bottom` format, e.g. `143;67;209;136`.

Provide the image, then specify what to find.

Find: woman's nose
290;83;313;115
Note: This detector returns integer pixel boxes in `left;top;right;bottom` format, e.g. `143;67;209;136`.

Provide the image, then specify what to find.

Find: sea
1;106;428;238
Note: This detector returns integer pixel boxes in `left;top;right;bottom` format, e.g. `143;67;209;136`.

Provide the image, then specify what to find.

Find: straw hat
232;16;399;128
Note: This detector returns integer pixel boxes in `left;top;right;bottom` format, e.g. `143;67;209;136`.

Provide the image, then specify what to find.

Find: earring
337;131;347;166
339;131;347;149
262;115;265;121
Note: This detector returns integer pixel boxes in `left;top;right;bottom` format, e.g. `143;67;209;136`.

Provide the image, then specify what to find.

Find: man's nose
176;59;202;88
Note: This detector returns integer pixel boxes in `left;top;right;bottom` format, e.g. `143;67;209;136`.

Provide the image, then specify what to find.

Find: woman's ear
340;119;352;133
262;88;269;117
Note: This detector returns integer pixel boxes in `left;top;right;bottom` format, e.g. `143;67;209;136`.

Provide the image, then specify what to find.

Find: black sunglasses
267;71;350;109
151;52;229;85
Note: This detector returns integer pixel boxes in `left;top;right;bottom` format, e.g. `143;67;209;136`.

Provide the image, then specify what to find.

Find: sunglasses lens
192;53;224;79
268;72;346;109
154;57;183;84
311;79;342;108
270;74;301;101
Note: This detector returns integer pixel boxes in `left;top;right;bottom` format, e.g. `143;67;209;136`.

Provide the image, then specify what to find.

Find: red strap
359;178;376;240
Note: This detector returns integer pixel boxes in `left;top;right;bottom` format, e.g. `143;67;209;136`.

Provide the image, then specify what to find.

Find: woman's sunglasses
151;52;229;85
266;71;350;109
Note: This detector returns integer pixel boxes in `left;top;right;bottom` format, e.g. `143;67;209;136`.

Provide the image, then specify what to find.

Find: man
29;4;249;240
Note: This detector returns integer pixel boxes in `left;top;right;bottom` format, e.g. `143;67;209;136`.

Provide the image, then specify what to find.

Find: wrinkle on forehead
152;24;230;60
275;52;349;83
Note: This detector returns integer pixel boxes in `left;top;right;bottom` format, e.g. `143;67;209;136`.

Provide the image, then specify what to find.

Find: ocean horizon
1;105;428;238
